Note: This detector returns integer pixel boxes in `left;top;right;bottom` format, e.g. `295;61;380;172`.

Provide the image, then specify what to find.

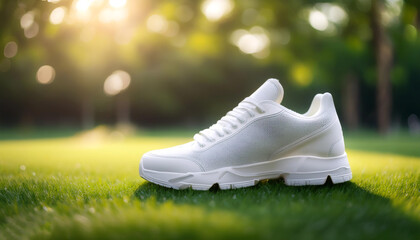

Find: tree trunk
116;94;130;125
371;0;393;134
82;96;94;129
342;73;359;130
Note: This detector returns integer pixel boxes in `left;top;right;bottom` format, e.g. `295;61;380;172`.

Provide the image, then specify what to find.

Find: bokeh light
308;4;348;33
309;10;329;31
404;24;417;41
0;0;417;138
201;0;234;22
147;14;168;33
50;7;67;25
231;27;270;58
238;34;263;53
104;70;131;96
327;5;348;24
291;64;312;87
3;41;18;58
20;11;35;29
36;65;56;84
382;0;403;26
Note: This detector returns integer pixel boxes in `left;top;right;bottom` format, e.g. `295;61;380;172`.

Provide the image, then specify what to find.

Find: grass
0;128;419;239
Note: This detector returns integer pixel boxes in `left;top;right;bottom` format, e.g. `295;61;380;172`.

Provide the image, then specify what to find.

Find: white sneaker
139;78;352;190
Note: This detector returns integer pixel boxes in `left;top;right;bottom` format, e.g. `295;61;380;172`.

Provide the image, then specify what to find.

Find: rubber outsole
139;154;352;191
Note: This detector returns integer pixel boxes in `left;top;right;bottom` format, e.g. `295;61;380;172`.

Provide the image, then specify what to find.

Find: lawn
0;128;419;239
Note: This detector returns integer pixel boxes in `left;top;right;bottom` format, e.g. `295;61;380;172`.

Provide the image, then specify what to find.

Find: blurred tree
371;0;393;134
0;0;419;133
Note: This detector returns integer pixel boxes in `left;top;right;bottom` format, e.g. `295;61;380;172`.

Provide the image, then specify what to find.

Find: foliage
0;0;419;128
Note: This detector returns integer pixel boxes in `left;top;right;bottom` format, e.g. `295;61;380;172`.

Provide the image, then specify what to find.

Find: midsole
140;153;351;186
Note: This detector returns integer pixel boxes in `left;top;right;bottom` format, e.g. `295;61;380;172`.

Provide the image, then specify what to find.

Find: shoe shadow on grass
134;179;420;239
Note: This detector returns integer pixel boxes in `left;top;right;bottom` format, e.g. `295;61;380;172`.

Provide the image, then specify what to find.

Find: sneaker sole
139;153;352;190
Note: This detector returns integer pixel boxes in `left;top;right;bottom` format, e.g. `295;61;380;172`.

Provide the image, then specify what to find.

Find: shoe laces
193;97;265;147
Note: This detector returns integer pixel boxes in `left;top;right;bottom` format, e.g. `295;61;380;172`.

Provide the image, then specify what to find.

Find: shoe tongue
250;78;284;103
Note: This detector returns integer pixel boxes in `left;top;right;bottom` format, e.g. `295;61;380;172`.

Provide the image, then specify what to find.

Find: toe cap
140;151;203;173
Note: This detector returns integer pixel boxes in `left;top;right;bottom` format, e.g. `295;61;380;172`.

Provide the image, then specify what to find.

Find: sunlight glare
109;0;126;9
75;0;93;12
99;8;126;23
50;7;67;25
309;10;328;31
3;41;18;59
71;0;95;22
99;8;113;23
201;0;234;22
36;65;56;84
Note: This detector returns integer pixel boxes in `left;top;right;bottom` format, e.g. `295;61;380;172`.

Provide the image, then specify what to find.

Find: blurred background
0;0;419;135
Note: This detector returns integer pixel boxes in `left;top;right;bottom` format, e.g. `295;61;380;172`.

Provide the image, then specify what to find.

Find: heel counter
322;92;346;157
278;93;346;158
316;120;346;157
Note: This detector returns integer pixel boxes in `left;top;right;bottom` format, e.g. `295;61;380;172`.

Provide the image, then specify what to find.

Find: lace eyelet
256;107;266;114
